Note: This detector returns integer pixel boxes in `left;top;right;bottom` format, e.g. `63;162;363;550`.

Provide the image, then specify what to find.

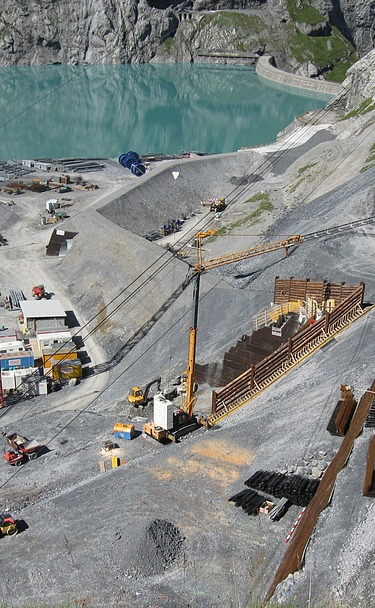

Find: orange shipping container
43;351;77;370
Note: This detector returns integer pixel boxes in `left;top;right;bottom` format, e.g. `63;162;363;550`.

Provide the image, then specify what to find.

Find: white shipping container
45;198;59;212
14;367;39;388
37;329;72;350
1;371;15;390
38;380;48;395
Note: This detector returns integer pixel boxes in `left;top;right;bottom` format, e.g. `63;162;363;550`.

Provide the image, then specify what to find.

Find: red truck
3;433;42;466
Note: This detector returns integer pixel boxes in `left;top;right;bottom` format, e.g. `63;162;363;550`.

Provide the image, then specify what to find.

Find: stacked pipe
245;470;320;507
9;290;26;310
229;489;267;516
118;151;146;177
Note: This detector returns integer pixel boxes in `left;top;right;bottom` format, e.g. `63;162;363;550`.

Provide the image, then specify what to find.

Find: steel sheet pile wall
209;283;365;425
245;470;320;507
327;394;357;436
228;489;266;516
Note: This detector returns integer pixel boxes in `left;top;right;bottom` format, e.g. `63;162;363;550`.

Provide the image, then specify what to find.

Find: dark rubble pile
125;519;185;578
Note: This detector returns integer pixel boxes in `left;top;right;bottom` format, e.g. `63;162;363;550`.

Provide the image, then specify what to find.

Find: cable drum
118;150;146;177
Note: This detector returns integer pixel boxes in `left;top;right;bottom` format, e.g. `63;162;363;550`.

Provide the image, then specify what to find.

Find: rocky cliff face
0;1;373;79
341;47;375;110
281;48;375;211
0;0;179;65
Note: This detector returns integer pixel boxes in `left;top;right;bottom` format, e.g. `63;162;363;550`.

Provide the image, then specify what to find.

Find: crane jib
196;235;304;272
194;215;375;273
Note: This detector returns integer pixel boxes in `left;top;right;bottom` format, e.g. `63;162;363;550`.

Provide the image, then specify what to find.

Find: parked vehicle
0;513;17;536
32;284;46;299
3;433;42;466
128;377;161;407
200;197;226;212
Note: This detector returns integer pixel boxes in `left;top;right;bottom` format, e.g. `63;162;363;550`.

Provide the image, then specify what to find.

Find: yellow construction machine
200;197;226;212
0;513;17;537
128;377;161;407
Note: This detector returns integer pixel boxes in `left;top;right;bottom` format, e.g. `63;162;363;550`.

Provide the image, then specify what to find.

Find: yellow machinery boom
194;234;304;272
182;274;200;418
181;229;217;417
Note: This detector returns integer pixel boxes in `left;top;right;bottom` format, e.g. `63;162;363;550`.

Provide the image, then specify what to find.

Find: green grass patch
208;196;274;241
159;36;174;53
289;178;304;194
199;12;269;49
360;161;375;173
202;11;267;34
286;0;325;25
360;142;375;172
243;191;272;207
288;25;358;82
341;98;375;120
298;162;317;175
288;164;317;195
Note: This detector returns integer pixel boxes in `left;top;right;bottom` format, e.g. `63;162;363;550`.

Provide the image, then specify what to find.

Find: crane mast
182;272;200;418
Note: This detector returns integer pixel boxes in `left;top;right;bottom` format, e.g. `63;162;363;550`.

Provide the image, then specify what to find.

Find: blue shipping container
0;354;35;370
113;431;134;440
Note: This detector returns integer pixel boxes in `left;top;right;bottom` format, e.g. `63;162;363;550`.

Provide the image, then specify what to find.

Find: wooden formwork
327;385;357;436
208;283;365;425
252;301;301;331
274;277;363;307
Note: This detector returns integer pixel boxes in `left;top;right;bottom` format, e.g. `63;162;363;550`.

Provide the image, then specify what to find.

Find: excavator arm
143;377;162;400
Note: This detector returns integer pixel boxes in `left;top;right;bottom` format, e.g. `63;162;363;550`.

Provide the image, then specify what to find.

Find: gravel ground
1;108;375;608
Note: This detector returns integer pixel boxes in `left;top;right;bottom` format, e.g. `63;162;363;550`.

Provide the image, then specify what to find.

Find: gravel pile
125;519;185;578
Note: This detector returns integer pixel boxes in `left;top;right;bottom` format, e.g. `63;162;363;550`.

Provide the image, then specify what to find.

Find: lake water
0;63;332;160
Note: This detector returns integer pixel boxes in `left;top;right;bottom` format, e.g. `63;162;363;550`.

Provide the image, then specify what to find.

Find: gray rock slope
0;0;373;78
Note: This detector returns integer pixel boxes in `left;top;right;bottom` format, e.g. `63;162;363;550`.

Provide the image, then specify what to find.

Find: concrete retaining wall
256;55;342;97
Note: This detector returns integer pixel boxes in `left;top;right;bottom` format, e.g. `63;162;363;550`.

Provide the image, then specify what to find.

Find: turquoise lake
0;63;332;160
